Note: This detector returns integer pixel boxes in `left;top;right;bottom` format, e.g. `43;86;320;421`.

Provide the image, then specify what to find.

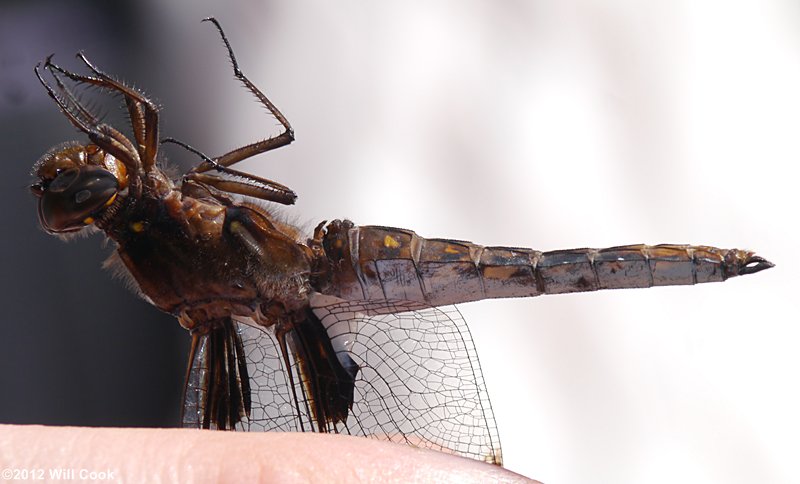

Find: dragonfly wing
181;318;313;432
180;318;251;430
309;299;503;465
181;331;205;429
234;320;315;431
181;301;502;465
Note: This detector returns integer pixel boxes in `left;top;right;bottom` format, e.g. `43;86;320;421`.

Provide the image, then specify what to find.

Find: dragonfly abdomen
321;224;772;306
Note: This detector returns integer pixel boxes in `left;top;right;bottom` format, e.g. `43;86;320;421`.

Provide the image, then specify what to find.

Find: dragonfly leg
184;171;297;205
36;61;144;197
43;61;101;128
164;137;297;205
44;55;160;172
190;17;294;174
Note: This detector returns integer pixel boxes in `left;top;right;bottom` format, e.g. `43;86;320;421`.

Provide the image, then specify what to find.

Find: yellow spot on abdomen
130;221;145;233
83;217;95;225
383;235;401;249
444;245;460;254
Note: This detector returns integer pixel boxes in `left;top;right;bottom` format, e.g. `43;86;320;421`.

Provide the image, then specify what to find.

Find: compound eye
38;166;119;233
48;167;80;192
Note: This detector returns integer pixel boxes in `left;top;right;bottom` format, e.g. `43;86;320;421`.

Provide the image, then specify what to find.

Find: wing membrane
319;300;502;464
182;299;502;465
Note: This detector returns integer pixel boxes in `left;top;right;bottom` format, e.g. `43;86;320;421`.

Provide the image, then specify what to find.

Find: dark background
0;1;188;427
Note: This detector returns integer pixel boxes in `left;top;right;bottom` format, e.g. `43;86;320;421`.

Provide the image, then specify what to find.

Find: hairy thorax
103;186;313;331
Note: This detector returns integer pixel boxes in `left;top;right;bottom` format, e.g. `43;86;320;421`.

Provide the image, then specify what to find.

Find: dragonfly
29;18;773;466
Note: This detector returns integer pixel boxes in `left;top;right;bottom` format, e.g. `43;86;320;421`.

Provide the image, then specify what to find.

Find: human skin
0;425;536;483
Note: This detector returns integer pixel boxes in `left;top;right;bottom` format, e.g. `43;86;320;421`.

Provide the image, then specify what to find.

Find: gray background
1;1;797;482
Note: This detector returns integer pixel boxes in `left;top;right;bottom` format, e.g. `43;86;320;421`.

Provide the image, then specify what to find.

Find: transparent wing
325;300;502;464
235;321;301;431
181;319;300;432
183;300;502;465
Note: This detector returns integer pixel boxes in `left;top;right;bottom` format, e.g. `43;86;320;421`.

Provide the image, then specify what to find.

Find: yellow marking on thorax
83;194;118;226
130;221;145;233
384;235;401;248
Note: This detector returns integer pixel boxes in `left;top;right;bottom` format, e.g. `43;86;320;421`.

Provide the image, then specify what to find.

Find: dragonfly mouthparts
738;254;775;276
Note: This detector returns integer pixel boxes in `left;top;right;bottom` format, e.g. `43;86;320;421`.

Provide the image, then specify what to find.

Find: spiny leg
163;137;297;205
47;61;101;129
192;17;295;174
75;52;160;170
36;61;144;196
36;60;96;134
44;58;140;142
45;54;160;172
42;59;143;167
186;172;297;205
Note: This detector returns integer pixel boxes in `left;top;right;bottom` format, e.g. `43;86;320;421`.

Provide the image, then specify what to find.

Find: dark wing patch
181;319;306;431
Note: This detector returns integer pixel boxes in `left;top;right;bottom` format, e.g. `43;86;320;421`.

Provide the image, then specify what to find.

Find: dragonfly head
30;142;127;234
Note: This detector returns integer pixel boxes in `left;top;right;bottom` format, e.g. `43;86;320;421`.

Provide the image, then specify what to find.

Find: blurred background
1;0;798;482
